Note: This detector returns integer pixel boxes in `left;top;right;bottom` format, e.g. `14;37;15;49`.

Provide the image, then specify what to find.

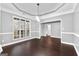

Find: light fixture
36;16;40;22
35;3;40;22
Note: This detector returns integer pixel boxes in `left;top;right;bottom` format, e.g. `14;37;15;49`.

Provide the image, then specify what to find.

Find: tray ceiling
13;3;64;16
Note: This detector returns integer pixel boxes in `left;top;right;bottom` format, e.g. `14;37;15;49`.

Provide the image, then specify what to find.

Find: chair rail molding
62;32;79;38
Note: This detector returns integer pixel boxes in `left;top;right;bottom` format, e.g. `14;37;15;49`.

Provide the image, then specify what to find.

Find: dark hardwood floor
1;36;77;56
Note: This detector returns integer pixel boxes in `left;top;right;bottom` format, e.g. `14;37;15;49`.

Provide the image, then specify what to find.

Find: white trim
1;3;64;16
0;32;13;34
12;16;31;39
74;45;79;56
73;33;79;38
51;36;61;38
62;41;74;45
62;32;74;35
31;31;40;33
1;8;34;20
1;8;23;17
12;3;65;16
40;19;61;23
62;32;79;56
40;10;74;19
1;4;74;20
1;8;36;21
2;39;30;47
62;32;79;38
40;4;78;20
62;41;79;56
2;37;39;47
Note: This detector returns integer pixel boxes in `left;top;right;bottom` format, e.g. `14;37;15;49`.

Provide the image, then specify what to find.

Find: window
13;17;30;39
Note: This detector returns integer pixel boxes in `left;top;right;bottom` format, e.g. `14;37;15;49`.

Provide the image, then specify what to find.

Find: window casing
13;17;30;39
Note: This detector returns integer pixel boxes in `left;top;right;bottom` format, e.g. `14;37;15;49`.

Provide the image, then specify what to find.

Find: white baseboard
62;41;79;56
62;32;79;56
73;33;79;38
62;41;74;45
2;37;39;47
62;32;73;35
2;39;30;47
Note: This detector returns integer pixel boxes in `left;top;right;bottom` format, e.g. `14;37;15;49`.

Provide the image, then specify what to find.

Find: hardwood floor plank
1;36;77;56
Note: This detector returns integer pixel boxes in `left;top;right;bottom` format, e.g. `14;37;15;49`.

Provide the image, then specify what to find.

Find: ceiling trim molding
39;3;65;16
1;8;26;18
1;3;77;20
40;9;74;20
12;3;65;16
12;3;35;16
1;8;35;20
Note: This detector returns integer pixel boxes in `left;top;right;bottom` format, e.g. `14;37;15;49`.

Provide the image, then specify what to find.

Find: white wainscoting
62;32;79;56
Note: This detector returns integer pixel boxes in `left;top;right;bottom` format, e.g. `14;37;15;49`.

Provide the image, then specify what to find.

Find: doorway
41;20;61;38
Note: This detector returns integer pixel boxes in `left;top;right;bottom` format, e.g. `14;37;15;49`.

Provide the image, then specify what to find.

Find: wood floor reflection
1;36;77;56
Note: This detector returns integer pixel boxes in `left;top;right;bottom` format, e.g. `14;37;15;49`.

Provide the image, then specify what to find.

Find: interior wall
41;3;79;54
41;13;74;43
74;4;79;35
0;10;2;44
1;10;40;44
61;13;74;43
30;20;40;38
73;4;79;53
61;13;73;32
1;10;19;44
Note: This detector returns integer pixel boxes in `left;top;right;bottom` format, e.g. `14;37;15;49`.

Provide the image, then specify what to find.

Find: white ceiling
1;3;76;20
13;3;63;16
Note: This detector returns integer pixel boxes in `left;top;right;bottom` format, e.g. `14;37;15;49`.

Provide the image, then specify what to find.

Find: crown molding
39;4;78;19
1;8;26;18
12;3;65;16
1;3;76;18
1;3;77;17
1;8;35;20
40;9;74;20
